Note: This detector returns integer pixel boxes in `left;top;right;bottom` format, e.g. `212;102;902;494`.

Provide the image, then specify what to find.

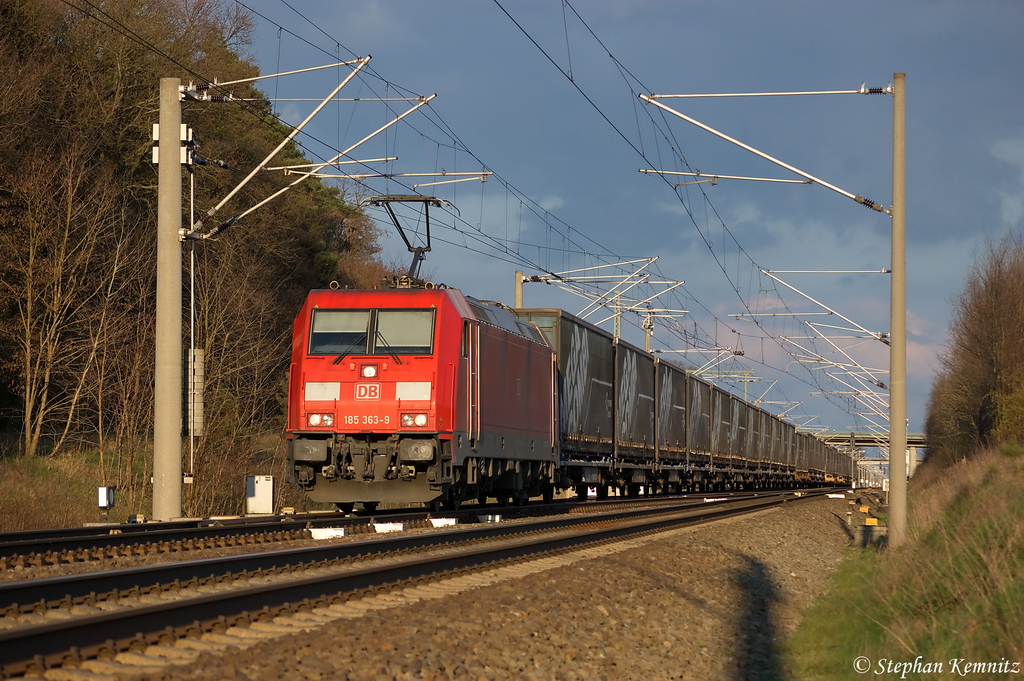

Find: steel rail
0;492;821;677
0;494;770;613
0;490;778;566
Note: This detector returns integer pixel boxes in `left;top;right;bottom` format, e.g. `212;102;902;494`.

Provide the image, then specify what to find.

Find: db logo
355;383;381;400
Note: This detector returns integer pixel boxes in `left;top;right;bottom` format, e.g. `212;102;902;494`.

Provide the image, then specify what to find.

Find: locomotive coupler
296;466;315;487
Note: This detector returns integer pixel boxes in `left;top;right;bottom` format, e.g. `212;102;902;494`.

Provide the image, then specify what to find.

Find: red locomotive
286;281;558;511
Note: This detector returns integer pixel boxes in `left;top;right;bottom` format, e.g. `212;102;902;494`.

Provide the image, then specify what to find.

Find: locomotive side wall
469;322;557;463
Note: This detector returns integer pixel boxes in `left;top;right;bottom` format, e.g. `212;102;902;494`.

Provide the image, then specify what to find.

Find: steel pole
154;78;183;521
888;73;907;547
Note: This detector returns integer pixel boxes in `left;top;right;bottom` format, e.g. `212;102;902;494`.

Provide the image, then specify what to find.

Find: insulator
196;83;211;91
867;87;886;95
854;195;886;212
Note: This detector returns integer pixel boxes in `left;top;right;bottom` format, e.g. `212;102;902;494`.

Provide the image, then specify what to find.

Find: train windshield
376;310;434;354
308;309;435;356
309;310;370;355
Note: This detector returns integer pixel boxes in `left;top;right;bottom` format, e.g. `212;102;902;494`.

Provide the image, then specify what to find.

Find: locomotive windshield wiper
331;335;368;365
374;330;403;365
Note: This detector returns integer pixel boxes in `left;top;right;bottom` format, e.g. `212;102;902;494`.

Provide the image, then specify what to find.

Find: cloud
277;103;302;127
991;138;1024;227
907;309;936;338
539;196;565;212
908;339;943;379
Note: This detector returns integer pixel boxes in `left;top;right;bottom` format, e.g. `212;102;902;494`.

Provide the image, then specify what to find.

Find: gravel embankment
146;495;853;681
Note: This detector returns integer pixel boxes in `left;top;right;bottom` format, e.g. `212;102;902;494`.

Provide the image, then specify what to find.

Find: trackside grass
784;448;1024;679
0;442;331;531
0;454;116;530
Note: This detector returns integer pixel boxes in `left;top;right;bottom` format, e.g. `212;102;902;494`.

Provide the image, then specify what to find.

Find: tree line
925;234;1024;466
0;0;392;514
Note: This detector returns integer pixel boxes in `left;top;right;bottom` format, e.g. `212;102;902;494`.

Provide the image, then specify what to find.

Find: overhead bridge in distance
816;431;926;449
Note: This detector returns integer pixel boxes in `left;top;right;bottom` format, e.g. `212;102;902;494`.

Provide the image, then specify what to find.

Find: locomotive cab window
309;310;370;355
376;310;434;355
308;309;435;356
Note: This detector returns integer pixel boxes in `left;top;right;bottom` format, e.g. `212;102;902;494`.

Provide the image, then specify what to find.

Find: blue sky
227;0;1024;436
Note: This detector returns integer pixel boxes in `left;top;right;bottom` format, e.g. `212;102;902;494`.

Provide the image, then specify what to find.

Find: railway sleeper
1;492;815;674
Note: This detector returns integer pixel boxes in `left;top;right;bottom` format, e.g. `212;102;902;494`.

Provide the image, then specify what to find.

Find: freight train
286;281;850;510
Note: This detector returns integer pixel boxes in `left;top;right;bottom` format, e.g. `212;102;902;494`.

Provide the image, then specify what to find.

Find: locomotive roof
465;297;548;345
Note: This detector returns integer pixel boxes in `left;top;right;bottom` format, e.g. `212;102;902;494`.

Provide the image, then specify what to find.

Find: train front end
286;287;465;506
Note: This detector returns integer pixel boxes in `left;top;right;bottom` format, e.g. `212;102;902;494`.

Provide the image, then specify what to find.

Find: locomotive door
464;321;481;447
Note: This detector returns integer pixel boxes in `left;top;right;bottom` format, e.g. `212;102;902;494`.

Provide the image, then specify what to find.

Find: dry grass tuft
0;455;104;531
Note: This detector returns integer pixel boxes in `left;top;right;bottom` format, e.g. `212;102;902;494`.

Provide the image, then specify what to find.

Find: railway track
0;490;789;572
0;490;827;678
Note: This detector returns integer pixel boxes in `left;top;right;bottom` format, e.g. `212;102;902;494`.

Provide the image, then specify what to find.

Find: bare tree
0;0;392;517
926;234;1024;465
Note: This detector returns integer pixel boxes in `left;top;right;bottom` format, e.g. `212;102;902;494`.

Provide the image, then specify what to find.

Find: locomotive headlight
360;363;379;378
306;413;335;427
401;413;428;427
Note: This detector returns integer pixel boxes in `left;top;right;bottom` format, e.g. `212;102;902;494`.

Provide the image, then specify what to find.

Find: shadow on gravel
734;555;784;680
833;512;855;540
